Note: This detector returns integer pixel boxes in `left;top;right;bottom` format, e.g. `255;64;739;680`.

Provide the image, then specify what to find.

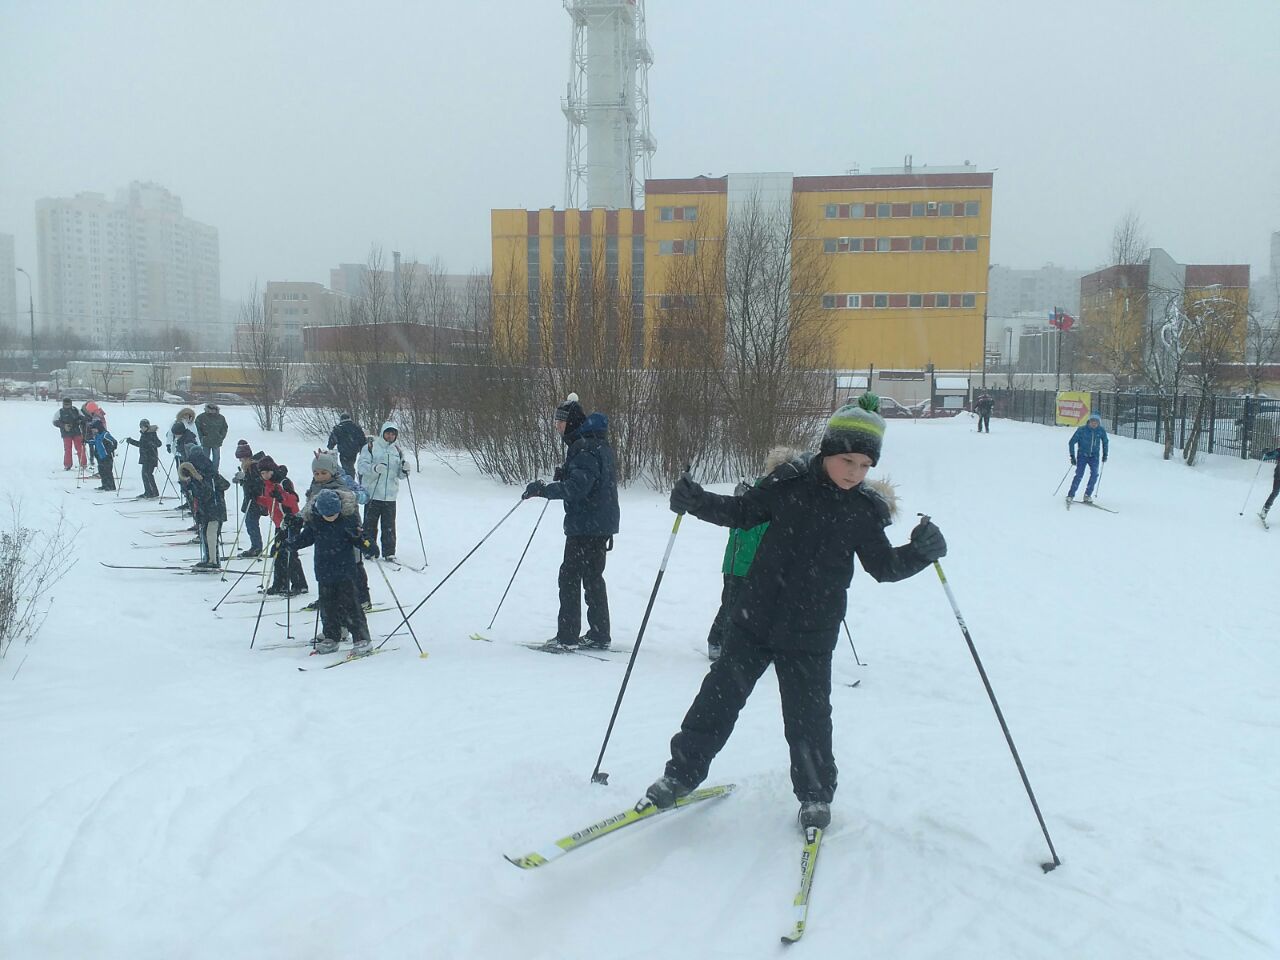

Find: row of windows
823;235;980;254
657;294;698;309
824;200;981;220
271;291;310;301
658;239;697;256
821;292;979;310
658;206;698;222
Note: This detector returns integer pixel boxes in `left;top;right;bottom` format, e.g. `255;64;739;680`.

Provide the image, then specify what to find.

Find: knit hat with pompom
820;392;887;465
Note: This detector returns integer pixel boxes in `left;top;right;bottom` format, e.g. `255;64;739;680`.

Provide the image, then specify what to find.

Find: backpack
102;434;118;455
215;474;231;494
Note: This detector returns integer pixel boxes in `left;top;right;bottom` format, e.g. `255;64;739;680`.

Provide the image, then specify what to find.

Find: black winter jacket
289;514;362;585
195;411;228;448
327;419;367;460
542;412;620;537
180;448;228;524
53;407;85;437
685;455;932;652
126;428;162;466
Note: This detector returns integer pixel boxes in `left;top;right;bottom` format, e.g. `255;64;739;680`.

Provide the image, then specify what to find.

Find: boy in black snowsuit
125;419;163;498
327;413;367;481
289;488;372;656
646;395;948;831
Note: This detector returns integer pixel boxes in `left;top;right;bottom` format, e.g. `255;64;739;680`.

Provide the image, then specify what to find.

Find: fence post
1242;397;1253;460
1207;395;1216;454
1179;395;1187;449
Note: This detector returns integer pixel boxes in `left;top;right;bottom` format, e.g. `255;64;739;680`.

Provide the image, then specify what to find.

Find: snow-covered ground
0;400;1276;959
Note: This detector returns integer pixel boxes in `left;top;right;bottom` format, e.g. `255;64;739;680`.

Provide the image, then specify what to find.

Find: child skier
232;441;265;558
180;446;228;569
1067;412;1109;504
705;446;799;661
89;420;118;492
288;488;373;657
255;456;308;596
644;395;947;831
302;450;372;610
124;419;163;498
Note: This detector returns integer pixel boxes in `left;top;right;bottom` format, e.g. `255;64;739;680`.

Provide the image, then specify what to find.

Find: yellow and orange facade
492;169;994;370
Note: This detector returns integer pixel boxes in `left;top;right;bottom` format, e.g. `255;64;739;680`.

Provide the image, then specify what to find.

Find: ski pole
373;557;426;657
1094;454;1105;497
923;535;1061;872
249;532;284;648
158;456;175;502
212;549;266;612
221;499;249;581
842;619;865;666
379;499;523;648
115;441;130;497
1238;458;1266;515
487;498;549;631
591;469;691;786
404;474;429;568
1052;465;1072;497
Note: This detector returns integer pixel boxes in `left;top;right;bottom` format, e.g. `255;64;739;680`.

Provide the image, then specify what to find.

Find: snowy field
0;399;1276;960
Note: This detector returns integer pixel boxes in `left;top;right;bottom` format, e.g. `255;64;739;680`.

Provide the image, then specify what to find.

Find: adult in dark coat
522;393;620;650
195;403;229;471
327;413;367;480
645;394;947;832
974;392;995;433
53;399;87;470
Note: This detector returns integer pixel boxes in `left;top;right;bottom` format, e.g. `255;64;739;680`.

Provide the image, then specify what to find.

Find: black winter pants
97;453;116;490
364;500;397;558
318;578;371;644
1266;461;1280;511
665;626;837;803
141;462;159;497
271;533;308;592
557;535;610;643
978;412;991;432
339;455;357;481
706;574;744;652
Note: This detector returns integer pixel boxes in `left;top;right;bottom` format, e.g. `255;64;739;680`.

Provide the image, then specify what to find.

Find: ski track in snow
0;401;1276;959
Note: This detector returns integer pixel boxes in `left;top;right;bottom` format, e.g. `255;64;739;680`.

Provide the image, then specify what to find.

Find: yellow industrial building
492;168;994;370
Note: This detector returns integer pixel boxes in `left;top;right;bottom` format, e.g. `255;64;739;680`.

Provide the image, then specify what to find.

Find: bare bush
0;501;79;660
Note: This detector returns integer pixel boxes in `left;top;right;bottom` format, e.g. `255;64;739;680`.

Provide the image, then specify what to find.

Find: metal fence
983;389;1280;460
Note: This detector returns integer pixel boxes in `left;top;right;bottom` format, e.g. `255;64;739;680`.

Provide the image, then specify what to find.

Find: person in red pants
52;398;87;470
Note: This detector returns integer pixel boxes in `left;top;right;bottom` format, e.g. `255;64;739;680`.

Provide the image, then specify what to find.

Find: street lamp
15;267;35;371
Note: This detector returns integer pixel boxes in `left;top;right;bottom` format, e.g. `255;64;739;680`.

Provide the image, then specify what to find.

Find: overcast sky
2;0;1278;304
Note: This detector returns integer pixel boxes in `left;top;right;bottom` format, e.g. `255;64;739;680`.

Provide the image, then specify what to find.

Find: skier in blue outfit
1067;412;1109;504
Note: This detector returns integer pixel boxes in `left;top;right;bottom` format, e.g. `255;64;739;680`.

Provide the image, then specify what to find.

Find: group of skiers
52;398;118;490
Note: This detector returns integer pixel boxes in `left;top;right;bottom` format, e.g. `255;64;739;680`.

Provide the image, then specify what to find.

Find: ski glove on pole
910;518;947;561
522;480;546;500
669;475;704;514
1069;456;1076;465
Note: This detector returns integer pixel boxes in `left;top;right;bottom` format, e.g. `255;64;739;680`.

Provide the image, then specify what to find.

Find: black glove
284;513;303;533
271;487;284;501
1069;456;1076;466
1102;455;1108;463
553;467;565;482
166;443;172;453
669;475;704;514
360;538;379;559
522;480;546;500
910;518;947;561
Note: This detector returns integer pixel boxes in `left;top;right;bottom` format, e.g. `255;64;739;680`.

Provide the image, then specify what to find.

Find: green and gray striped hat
820;393;886;465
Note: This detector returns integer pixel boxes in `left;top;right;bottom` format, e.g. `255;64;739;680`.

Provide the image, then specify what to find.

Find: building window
889;294;909;308
874;294;888;308
965;201;979;217
964;235;978;251
822;294;836;309
684;206;697;221
911;236;924;251
890;237;910;252
876;203;891;218
891;203;911;218
923;294;936;308
939;202;954;217
909;294;923;308
846;294;861;308
825;204;838;219
938;237;953;251
661;207;675;221
936;293;951;307
823;238;837;253
962;293;977;308
911;202;926;217
659;239;696;256
876;237;891;252
850;203;865;218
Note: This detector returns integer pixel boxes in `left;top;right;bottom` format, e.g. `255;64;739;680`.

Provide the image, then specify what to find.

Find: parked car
125;388;186;403
287;382;334;406
57;387;107;401
876;396;915;419
208;392;248;406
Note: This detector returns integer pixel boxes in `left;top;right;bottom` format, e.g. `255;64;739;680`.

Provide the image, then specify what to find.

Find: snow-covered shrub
0;501;78;659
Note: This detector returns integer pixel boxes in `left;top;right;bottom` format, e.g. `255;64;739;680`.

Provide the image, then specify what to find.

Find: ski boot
1083;495;1093;504
579;633;611;651
314;638;340;655
798;801;831;830
238;547;261;559
536;636;578;653
644;775;693;810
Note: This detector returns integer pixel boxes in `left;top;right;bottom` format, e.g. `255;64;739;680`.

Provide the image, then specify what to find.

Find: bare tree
1111;210;1150;266
1141;285;1191;460
0;499;78;660
1181;291;1246;465
1244;299;1280;396
234;281;285;431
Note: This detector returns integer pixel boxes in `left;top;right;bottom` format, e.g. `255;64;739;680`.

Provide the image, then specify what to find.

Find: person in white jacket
356;420;410;561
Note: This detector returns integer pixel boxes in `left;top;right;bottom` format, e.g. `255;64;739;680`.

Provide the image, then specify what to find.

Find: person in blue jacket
522;393;621;651
1067;412;1109;504
89;423;118;492
288;488;372;656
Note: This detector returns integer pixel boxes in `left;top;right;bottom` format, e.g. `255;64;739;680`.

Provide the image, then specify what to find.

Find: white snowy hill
0;400;1275;959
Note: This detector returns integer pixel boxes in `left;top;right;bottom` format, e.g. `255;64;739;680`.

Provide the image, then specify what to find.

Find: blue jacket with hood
542;412;620;537
1069;417;1109;460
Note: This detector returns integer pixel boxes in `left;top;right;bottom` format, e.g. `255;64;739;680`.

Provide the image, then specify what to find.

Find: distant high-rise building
249;281;343;360
0;233;17;334
1271;230;1279;281
35;182;220;348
